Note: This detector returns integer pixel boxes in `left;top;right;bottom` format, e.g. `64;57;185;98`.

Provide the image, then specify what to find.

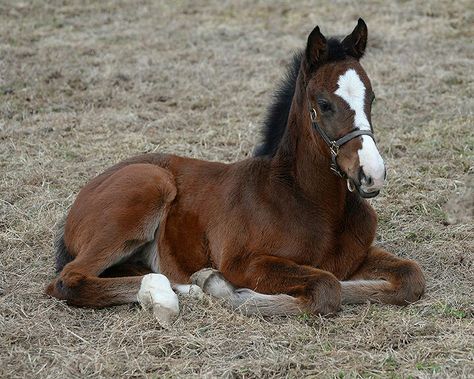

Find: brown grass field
1;1;473;378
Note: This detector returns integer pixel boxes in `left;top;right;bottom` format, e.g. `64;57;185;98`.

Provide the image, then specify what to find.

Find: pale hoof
138;273;179;326
190;268;220;288
190;268;235;298
188;284;205;299
173;284;205;299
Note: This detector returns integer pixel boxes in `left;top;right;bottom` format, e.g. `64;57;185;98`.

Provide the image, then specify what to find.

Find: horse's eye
317;99;332;113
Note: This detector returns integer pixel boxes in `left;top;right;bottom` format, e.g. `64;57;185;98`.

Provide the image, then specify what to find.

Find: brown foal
46;19;425;324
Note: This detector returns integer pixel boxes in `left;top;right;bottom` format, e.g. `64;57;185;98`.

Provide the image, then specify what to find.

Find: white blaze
334;69;385;191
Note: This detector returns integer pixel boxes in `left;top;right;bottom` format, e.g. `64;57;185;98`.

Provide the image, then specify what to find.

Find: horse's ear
342;18;368;59
306;26;327;69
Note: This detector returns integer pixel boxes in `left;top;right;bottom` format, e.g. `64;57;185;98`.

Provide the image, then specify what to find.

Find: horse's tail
54;221;75;273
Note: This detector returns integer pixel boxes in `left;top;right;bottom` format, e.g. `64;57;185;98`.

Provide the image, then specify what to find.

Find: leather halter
309;108;375;178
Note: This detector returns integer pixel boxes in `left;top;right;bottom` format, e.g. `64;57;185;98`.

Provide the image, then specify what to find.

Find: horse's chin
357;187;380;198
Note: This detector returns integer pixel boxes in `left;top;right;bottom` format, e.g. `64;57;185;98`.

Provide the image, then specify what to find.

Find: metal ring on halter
310;108;317;122
347;178;356;192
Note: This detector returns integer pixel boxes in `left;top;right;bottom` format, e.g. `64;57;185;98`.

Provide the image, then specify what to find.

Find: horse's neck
271;74;347;212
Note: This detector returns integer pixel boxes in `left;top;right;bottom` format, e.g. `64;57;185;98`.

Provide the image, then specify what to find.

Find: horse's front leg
341;246;425;305
191;255;342;316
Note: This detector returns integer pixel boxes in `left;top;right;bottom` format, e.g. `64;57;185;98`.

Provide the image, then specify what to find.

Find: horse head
302;19;386;197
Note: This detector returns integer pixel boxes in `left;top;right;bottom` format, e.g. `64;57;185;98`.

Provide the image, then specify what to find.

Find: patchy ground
1;1;473;378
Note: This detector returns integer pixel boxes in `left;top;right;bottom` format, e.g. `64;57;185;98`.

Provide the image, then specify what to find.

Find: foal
46;19;425;324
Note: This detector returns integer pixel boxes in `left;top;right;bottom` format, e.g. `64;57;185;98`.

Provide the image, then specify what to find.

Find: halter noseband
309;108;375;178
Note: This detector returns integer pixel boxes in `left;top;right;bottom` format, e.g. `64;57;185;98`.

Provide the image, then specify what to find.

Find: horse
46;19;425;325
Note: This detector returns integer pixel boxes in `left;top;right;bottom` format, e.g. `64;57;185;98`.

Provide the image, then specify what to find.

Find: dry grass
1;1;473;378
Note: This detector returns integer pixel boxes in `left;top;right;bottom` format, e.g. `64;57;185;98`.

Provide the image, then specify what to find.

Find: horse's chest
270;209;374;279
261;218;335;266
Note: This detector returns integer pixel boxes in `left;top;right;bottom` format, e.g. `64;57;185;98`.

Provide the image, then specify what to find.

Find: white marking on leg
137;273;179;326
334;69;385;191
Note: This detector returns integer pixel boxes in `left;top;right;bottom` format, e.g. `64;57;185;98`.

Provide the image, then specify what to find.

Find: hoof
190;268;220;288
190;268;235;299
188;284;205;299
173;284;205;299
138;273;179;327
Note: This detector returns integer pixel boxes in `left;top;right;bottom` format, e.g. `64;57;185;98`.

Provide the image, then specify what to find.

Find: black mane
254;38;349;157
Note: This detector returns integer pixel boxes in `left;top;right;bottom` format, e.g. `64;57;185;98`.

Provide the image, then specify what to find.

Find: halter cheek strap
310;108;375;178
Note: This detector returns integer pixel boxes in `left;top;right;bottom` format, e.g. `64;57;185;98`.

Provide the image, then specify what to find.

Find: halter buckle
330;153;344;177
329;142;339;157
310;108;317;122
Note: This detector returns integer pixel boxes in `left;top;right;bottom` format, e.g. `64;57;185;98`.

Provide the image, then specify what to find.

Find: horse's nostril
365;175;374;186
358;169;373;187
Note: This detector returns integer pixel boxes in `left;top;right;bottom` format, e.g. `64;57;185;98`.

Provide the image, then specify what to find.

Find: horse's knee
396;260;425;304
306;272;342;315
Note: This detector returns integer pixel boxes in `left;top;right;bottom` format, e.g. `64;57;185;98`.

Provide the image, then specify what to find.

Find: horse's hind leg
341;246;425;305
47;263;179;326
46;163;180;325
